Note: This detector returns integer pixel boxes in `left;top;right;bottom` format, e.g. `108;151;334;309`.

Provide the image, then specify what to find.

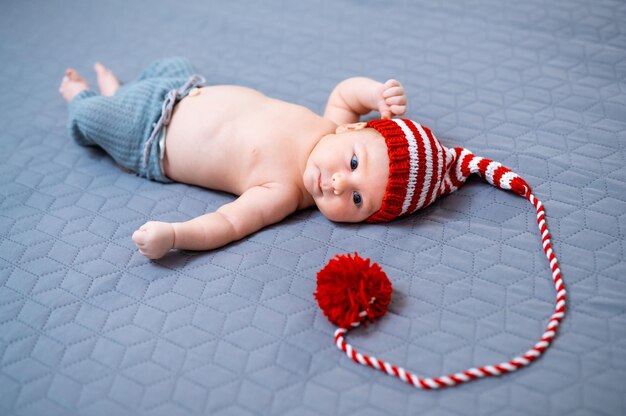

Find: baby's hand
132;221;175;259
377;79;407;119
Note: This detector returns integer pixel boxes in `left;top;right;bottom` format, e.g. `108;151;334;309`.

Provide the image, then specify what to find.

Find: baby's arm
132;184;300;259
323;77;407;125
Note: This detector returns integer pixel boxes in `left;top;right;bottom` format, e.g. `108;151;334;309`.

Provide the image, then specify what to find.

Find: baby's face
304;125;389;222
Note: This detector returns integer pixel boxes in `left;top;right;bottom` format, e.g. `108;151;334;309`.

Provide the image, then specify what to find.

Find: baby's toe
66;69;78;80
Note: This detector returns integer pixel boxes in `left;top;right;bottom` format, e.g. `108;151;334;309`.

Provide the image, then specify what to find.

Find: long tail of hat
334;150;567;389
441;147;531;199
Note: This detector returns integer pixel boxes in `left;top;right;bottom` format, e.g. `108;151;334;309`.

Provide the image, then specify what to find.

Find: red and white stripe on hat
451;147;531;198
366;118;451;222
366;118;530;223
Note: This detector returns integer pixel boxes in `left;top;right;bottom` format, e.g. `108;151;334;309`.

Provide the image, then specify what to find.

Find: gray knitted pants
67;57;201;182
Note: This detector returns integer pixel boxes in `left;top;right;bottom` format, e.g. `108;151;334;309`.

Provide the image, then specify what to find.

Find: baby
60;58;535;262
59;58;408;259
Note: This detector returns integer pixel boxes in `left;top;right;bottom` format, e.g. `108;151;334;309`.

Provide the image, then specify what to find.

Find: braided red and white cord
334;154;567;389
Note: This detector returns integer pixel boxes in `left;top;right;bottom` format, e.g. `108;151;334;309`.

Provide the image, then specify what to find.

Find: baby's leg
67;86;151;170
137;57;197;81
66;74;183;181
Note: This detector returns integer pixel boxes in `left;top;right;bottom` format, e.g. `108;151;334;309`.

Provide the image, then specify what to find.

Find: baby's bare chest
163;86;334;193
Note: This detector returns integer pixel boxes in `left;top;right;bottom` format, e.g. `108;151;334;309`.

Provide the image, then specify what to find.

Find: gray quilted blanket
1;0;625;415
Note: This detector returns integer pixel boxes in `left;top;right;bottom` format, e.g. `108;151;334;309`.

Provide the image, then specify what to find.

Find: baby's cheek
316;198;343;221
328;200;365;222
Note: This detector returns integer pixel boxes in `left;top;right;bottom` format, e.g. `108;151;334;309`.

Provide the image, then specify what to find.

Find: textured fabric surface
1;0;625;415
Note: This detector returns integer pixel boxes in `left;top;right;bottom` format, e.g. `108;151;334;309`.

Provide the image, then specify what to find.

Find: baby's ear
336;122;367;134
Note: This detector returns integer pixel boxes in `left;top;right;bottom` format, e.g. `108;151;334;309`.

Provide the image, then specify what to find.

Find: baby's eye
350;154;358;170
352;191;362;207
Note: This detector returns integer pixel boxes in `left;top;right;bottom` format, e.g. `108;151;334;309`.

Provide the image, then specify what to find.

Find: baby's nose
332;172;347;195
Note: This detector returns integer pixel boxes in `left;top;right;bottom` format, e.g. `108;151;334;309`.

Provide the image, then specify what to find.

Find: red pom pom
314;253;392;329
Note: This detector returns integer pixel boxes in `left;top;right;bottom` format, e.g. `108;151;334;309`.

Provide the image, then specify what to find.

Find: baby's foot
94;62;120;96
59;69;90;103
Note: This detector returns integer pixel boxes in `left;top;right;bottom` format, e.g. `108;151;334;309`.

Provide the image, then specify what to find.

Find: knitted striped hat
315;118;567;389
366;118;530;222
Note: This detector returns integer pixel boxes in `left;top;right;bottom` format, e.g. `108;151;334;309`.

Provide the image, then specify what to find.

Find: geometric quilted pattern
1;0;625;415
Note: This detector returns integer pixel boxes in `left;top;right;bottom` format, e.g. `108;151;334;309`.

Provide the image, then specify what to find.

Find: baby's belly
162;92;233;190
163;134;225;190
